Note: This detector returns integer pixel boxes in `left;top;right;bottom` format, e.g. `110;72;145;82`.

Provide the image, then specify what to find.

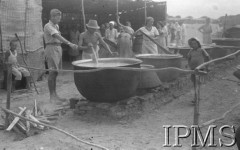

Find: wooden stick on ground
6;107;26;131
34;99;37;116
1;107;109;150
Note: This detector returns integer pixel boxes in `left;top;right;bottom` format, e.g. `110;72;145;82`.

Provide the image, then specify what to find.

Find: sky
154;0;240;19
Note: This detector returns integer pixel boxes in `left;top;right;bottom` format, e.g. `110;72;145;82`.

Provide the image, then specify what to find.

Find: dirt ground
0;59;240;150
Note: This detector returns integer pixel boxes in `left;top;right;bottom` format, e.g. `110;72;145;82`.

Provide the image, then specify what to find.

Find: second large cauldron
135;54;183;69
212;38;240;47
135;54;183;82
72;58;142;103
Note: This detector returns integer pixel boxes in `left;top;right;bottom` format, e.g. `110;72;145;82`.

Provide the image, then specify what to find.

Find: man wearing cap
105;22;118;44
44;9;78;103
78;20;116;60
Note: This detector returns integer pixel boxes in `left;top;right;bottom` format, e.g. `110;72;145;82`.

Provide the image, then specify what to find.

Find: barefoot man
44;9;77;103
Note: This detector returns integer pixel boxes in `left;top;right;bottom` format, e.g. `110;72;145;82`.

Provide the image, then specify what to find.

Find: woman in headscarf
175;22;182;46
134;17;159;54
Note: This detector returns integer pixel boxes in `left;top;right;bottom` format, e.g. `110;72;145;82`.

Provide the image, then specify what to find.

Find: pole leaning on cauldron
139;30;172;54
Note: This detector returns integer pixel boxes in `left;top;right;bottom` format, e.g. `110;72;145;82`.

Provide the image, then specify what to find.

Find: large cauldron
72;58;142;103
135;54;183;69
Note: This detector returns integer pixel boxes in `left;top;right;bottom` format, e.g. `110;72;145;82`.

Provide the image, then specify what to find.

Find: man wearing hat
44;9;78;103
78;19;116;59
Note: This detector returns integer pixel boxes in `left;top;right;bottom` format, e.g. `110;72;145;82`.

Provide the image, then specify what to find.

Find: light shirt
8;50;18;68
105;28;118;43
44;20;61;44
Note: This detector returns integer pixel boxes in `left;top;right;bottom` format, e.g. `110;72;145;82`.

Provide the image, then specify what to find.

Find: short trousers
45;45;62;70
12;67;30;80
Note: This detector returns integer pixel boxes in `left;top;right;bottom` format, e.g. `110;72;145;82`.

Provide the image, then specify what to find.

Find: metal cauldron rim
72;58;143;68
135;54;183;60
168;45;213;49
212;38;240;41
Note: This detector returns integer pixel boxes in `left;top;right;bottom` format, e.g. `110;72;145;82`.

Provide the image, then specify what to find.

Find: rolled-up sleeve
45;24;59;36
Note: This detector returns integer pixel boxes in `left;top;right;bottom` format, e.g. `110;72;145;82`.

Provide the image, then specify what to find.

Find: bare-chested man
78;20;117;59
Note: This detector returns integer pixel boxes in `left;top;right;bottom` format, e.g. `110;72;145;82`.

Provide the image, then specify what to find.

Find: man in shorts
44;9;77;103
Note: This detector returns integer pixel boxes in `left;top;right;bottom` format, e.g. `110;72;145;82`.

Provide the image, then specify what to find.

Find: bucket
138;64;161;89
69;98;80;109
132;35;143;54
233;66;240;80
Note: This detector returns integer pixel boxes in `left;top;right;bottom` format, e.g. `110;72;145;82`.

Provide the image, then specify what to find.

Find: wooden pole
24;0;29;51
116;0;119;18
192;75;200;150
144;0;147;24
0;0;3;55
1;107;110;150
196;50;240;70
5;63;12;128
81;0;86;31
15;33;39;94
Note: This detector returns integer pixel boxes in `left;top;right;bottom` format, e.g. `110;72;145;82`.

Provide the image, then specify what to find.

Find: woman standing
117;26;133;58
116;16;133;58
198;18;212;44
134;17;159;54
156;21;168;53
169;22;176;43
175;22;182;46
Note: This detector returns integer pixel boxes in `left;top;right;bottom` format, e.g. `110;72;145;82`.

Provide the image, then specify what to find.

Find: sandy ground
0;59;240;150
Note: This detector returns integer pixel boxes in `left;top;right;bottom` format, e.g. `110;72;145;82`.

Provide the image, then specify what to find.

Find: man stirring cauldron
44;9;78;103
77;20;117;60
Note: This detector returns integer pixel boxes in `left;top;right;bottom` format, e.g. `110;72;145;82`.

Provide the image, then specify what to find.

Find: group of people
4;9;218;105
42;9;215;104
168;21;186;46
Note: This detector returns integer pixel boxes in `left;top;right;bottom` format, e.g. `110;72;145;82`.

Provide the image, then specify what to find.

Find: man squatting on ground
44;9;78;103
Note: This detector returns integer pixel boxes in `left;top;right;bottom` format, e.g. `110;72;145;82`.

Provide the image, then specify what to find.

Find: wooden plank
6;107;27;131
34;99;37;116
